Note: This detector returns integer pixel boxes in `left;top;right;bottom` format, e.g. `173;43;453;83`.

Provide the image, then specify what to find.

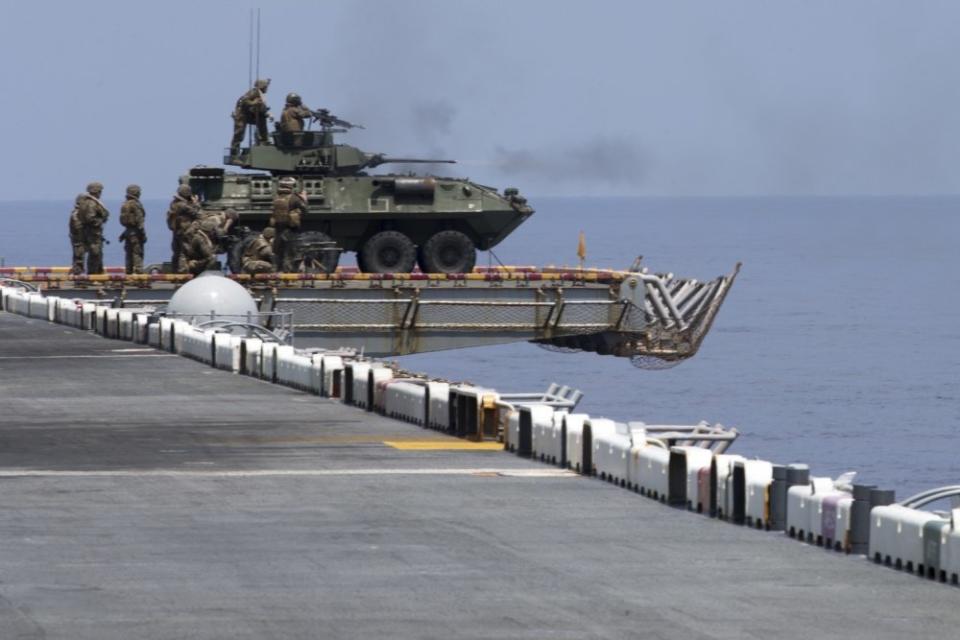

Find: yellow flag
577;231;586;263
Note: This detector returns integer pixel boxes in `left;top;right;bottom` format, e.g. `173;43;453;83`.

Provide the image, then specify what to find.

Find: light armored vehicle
183;110;534;274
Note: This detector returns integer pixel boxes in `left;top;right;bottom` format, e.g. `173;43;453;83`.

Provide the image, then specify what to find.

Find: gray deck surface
0;311;956;640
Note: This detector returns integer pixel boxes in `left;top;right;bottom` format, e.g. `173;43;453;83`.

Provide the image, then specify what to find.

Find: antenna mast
247;9;253;88
247;9;254;149
255;8;261;81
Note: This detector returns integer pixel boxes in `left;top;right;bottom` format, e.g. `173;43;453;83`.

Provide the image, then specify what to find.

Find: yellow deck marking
384;440;504;451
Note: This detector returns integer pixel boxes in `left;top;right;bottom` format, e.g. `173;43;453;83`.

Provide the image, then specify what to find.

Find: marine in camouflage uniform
269;176;307;272
241;227;275;274
230;78;271;156
166;184;199;273
279;93;312;135
68;195;85;275
119;184;147;274
76;182;110;274
182;211;237;276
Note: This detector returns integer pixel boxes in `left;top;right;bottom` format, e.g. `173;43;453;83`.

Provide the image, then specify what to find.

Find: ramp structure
2;263;739;365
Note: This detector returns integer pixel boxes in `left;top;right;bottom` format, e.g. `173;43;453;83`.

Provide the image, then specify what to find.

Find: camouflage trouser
71;241;85;274
272;227;298;273
231;114;269;152
242;259;273;275
186;256;217;276
81;226;104;274
171;232;184;273
124;233;144;274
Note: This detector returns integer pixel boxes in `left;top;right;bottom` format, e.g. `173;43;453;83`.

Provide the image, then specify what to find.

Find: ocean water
1;196;957;495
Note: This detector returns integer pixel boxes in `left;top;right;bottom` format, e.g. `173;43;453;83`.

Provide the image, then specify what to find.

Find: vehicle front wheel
358;231;416;274
420;230;476;274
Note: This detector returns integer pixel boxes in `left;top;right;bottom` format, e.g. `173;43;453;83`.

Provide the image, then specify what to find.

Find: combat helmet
86;181;104;195
286;93;302;106
262;227;275;239
177;184;193;199
254;78;270;91
126;184;141;198
277;176;296;193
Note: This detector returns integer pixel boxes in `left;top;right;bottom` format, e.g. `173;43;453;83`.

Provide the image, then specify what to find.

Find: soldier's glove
118;233;126;242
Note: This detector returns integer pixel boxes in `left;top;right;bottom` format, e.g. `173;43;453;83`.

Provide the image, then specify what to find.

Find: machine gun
310;109;364;130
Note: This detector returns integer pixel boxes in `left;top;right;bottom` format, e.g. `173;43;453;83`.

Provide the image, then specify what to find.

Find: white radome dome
166;271;258;321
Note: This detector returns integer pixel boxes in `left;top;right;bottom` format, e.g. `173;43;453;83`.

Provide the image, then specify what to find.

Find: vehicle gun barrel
364;155;457;168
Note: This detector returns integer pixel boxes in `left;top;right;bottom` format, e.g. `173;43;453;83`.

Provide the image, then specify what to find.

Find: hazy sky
1;0;959;199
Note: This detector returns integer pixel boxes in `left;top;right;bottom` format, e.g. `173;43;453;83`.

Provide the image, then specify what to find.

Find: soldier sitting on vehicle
241;227;275;274
269;177;307;272
230;78;271;156
279;93;312;135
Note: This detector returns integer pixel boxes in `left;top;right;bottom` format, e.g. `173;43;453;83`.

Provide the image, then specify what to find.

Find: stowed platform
0;311;956;639
1;263;740;363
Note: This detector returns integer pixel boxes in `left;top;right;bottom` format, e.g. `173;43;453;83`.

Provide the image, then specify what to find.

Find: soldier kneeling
242;227;275;275
183;211;238;276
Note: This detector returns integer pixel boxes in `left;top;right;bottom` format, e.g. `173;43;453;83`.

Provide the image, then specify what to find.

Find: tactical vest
272;194;293;227
120;201;140;227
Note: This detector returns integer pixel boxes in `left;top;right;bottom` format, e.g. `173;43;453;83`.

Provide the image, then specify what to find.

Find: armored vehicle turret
183;110;534;275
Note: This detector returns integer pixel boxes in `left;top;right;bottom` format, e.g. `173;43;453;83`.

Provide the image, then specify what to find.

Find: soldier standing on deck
166;184;199;273
119;184;147;274
279;93;312;135
230;78;271;156
269;176;307;272
76;182;109;274
68;195;85;275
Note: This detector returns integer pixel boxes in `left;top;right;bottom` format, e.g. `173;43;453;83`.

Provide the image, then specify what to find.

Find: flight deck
0;309;957;639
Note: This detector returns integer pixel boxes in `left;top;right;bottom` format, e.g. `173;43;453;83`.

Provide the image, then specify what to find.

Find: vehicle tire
227;230;259;274
358;231;416;273
294;231;340;274
421;230;476;274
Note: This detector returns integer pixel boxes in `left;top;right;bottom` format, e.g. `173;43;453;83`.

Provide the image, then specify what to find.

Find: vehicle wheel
421;230;476;274
358;231;416;273
294;231;340;274
227;230;258;274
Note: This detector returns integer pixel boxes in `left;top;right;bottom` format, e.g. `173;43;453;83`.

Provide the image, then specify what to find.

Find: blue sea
1;196;957;496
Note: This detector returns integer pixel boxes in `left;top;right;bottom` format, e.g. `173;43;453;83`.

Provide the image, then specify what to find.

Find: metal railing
627;421;740;453
163;310;295;345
